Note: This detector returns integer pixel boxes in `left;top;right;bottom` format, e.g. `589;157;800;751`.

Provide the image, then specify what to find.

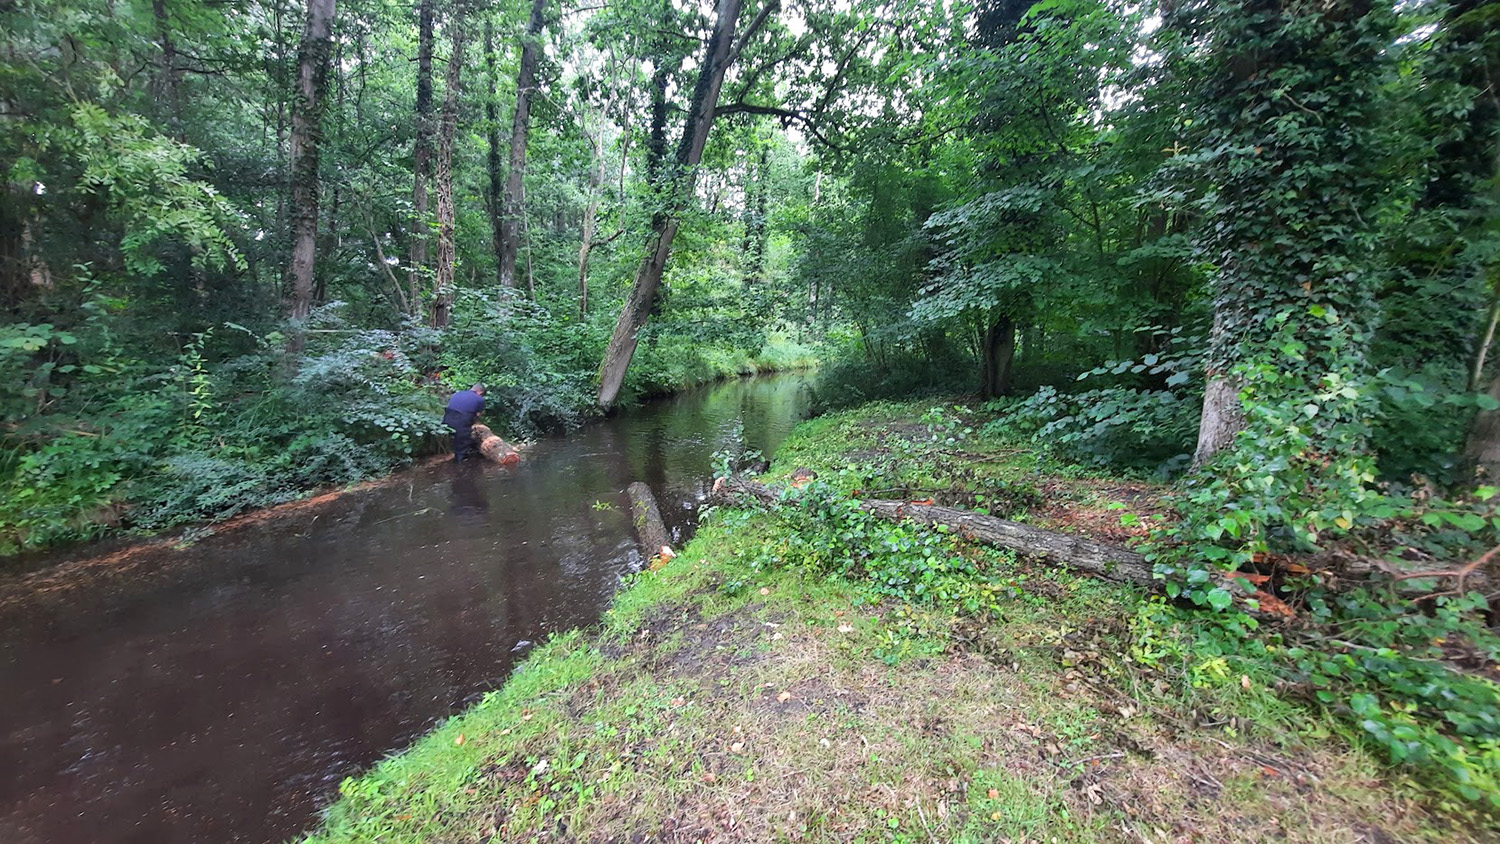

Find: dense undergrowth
305;401;1489;842
0;295;817;557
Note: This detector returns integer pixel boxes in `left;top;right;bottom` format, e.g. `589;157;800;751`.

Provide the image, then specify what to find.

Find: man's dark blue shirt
443;390;485;429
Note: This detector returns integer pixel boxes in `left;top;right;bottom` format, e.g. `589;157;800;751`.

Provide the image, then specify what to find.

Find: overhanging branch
714;102;843;150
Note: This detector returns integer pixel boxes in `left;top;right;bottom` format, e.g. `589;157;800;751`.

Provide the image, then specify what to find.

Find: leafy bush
811;350;973;412
439;289;603;434
716;476;1020;620
984;385;1198;475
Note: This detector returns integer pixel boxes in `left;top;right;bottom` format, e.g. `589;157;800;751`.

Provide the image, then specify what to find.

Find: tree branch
715;102;843;150
725;0;780;69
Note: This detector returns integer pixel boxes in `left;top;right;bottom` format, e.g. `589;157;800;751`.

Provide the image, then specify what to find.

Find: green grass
304;402;1484;843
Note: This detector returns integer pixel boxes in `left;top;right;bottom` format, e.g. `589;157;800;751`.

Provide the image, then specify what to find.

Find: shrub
985;385;1198;475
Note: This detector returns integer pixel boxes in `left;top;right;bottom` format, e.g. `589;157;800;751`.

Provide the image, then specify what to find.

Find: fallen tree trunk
713;477;1297;619
713;477;1155;588
627;481;674;567
471;424;520;465
860;498;1157;589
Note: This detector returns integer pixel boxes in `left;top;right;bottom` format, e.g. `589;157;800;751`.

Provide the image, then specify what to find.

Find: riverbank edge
301;402;1477;843
0;362;816;576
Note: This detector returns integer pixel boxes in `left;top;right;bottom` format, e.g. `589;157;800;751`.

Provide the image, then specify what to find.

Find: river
0;373;811;844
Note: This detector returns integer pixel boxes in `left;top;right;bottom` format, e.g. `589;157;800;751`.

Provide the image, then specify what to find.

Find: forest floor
305;402;1482;843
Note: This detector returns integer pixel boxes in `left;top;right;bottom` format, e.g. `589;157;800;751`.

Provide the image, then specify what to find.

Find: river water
0;373;810;844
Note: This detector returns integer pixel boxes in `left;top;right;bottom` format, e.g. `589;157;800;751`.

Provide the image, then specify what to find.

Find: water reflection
447;464;492;520
0;373;810;844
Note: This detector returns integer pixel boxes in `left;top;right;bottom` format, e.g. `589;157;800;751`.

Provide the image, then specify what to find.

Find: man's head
471;383;486;395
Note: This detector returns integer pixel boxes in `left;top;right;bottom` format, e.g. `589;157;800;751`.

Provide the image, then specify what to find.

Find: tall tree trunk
1193;311;1245;464
644;58;671;199
430;15;466;329
284;0;337;334
577;136;605;320
498;0;547;290
1189;0;1382;466
1465;370;1500;480
484;17;505;289
597;0;761;407
0;185;29;313
980;316;1016;398
408;0;435;315
740;141;769;288
151;0;184;139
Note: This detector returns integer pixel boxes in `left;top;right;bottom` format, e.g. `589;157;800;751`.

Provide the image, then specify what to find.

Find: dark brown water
0;373;810;844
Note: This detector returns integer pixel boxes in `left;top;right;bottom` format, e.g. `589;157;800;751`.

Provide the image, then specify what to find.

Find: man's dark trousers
452;426;476;462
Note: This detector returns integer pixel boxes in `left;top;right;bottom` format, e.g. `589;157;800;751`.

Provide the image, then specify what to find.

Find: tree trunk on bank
715;477;1155;588
430;15;465;329
283;0;337;336
497;0;547;290
980;316;1016;398
1193;311;1245;465
484;18;506;289
1466;370;1500;481
1194;375;1244;465
408;0;435;315
597;0;755;407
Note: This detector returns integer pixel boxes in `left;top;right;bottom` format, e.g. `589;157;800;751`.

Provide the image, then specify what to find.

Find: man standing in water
443;383;486;463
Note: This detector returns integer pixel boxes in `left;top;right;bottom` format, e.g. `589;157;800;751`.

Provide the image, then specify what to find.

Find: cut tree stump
471;424;520;465
627;481;674;568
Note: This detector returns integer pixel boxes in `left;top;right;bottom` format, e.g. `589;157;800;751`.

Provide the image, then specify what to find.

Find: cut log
471;423;520;465
626;481;674;567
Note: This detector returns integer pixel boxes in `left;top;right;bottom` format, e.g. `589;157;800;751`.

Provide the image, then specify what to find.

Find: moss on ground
304;402;1482;843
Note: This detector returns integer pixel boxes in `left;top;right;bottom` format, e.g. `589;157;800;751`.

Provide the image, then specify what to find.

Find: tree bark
1470;296;1499;393
1193;374;1244;465
980;316;1016;398
408;0;435;315
597;0;759;407
430;14;465;329
284;0;337;333
1193;311;1245;465
484;17;506;289
1466;370;1500;481
0;187;29;313
471;424;521;464
498;0;547;290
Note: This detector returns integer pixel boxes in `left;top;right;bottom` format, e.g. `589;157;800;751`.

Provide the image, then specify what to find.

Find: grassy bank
305;402;1482;842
